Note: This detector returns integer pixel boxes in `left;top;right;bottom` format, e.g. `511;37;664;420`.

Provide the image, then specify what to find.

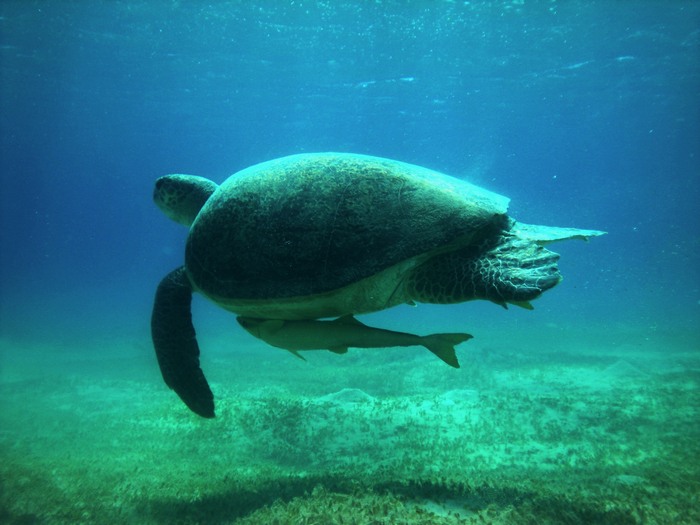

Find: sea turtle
152;152;604;417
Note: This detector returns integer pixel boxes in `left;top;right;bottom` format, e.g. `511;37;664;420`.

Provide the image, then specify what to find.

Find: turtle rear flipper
405;231;562;307
151;266;215;418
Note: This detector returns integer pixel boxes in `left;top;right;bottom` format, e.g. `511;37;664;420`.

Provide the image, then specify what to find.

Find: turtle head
153;174;219;227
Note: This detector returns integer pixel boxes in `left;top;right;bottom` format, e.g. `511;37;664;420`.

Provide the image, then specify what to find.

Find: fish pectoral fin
333;315;365;327
421;333;473;369
327;346;349;354
263;319;287;333
283;348;307;361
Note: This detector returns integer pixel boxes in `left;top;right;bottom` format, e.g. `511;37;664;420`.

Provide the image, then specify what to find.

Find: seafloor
1;323;698;524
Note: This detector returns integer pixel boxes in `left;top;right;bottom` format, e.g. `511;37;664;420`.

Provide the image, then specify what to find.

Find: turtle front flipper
151;266;215;418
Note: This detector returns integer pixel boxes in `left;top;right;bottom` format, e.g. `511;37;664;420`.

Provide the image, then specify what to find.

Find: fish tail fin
420;333;472;368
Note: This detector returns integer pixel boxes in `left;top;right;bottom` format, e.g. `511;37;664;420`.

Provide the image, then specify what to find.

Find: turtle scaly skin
405;219;563;308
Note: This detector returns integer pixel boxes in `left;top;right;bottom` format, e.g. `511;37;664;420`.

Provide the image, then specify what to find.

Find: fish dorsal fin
333;315;365;326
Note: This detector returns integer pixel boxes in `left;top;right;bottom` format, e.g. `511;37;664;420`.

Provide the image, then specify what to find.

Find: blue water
1;2;698;523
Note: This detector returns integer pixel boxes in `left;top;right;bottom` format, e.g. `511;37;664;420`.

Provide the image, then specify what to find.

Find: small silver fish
237;315;471;368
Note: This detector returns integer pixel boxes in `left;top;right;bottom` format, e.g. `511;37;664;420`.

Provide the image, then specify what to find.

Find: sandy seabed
1;326;698;524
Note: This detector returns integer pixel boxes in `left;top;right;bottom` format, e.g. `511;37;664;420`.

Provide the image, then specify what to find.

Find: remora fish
237;315;471;368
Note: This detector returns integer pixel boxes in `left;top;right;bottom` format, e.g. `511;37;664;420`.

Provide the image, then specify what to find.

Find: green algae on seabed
0;330;698;524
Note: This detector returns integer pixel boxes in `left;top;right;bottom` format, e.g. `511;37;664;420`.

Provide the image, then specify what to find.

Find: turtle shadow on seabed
135;474;637;524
